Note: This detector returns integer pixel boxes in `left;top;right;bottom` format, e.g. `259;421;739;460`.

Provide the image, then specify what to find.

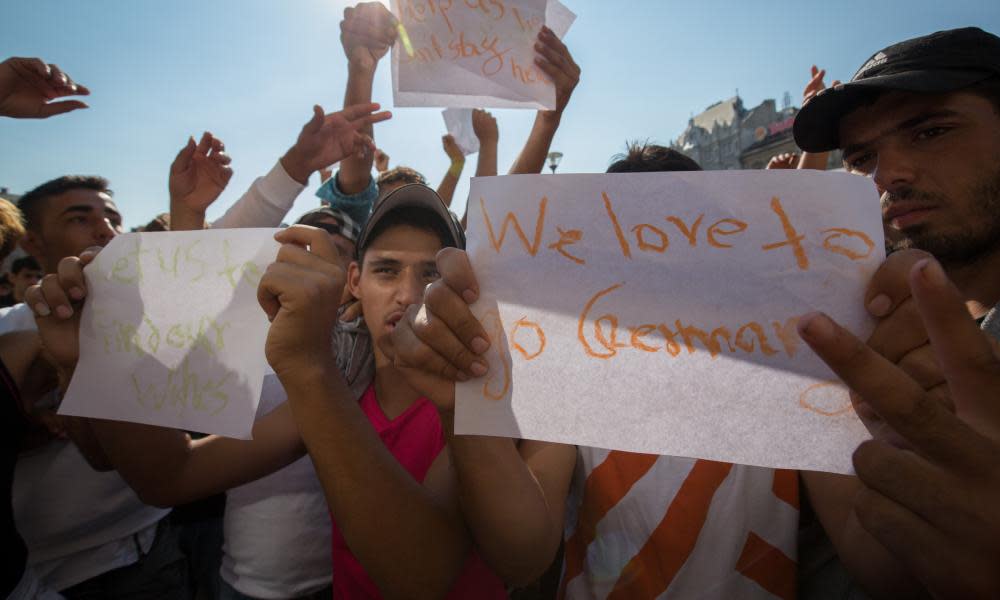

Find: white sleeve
210;160;305;229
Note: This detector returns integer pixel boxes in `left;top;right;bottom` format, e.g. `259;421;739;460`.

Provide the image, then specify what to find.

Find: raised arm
260;226;471;597
437;135;466;207
508;26;580;175
472;109;498;178
336;3;396;195
388;248;575;584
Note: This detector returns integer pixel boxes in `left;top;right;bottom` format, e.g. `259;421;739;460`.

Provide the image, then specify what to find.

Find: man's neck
945;247;1000;319
373;359;422;421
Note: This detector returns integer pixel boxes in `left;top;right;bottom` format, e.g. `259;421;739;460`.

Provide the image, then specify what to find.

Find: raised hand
374;148;390;173
533;26;580;116
803;65;840;106
386;248;491;412
472;109;498;144
442;134;465;164
340;2;397;66
24;248;101;374
798;257;1000;598
258;225;347;383
169;132;234;216
766;152;800;170
281;103;392;185
0;57;90;119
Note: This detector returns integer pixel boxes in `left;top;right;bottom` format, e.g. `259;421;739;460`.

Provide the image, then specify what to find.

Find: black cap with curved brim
355;183;466;260
794;27;1000;153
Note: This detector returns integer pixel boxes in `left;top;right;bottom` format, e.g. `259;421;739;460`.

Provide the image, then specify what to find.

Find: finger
209;136;225;155
534;38;572;73
412;301;488;377
39;274;74;319
797;311;975;462
424;280;491;357
810;65;818;77
196;132;212;156
24;284;51;318
307;104;325;134
48;64;68;88
852;486;969;595
436;247;480;304
257;265;287;322
72;82;91;96
864;248;933;317
896;344;945;391
910;257;1000;399
36;100;88;118
211;151;232;166
853;440;951;528
866;297;928;362
57;256;88;302
340;299;363;322
339;101;384;121
171;137;197;173
22;58;52;79
274;225;340;265
389;305;470;382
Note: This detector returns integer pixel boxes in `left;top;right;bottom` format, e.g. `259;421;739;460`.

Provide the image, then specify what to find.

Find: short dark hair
359;206;450;265
606;142;703;173
12;255;41;274
376;166;427;190
18;176;112;231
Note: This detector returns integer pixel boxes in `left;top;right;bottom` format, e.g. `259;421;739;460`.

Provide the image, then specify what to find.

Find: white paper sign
59;229;281;439
442;108;480;155
391;0;576;109
455;172;884;474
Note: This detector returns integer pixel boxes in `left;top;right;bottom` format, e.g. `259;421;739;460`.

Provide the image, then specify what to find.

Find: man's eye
69;216;88;224
374;267;397;275
916;126;949;141
423;269;440;281
847;153;873;172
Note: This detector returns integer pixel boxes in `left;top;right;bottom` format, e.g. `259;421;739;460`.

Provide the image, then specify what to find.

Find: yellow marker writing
396;22;414;57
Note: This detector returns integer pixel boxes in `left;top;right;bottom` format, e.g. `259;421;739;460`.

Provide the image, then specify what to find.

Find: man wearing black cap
792;26;1000;598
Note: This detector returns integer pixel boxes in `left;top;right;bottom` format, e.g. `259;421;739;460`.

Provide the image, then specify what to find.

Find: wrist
275;359;340;396
348;52;377;74
538;110;562;129
448;160;465;177
280;147;312;185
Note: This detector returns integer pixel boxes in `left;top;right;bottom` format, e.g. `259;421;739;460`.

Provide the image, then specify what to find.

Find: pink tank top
329;383;507;599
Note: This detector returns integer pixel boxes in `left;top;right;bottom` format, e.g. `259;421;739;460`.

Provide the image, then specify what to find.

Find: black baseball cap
794;27;1000;152
355;183;466;260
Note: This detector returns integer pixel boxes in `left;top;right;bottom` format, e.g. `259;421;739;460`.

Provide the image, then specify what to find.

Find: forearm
509;112;560;174
213;160;305;229
476;140;498;177
170;202;206;232
801;471;928;599
446;430;565;585
437;162;463;207
797;151;830;171
286;368;469;598
89;403;305;507
339;58;378;194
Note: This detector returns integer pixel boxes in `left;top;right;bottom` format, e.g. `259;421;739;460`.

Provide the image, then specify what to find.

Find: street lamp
547;151;563;174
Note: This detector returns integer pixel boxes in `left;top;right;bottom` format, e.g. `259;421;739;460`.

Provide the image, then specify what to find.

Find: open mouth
385;311;404;331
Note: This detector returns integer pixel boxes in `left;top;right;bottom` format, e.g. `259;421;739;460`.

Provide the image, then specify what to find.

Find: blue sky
2;1;997;227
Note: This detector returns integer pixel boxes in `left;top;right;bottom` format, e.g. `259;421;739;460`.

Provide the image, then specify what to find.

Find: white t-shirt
560;447;799;600
13;441;169;591
0;303;35;336
220;374;332;599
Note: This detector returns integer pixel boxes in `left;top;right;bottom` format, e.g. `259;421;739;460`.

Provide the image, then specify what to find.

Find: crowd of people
0;4;998;599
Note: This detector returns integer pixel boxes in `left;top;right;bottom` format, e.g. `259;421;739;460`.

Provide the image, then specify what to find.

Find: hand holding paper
55;229;282;439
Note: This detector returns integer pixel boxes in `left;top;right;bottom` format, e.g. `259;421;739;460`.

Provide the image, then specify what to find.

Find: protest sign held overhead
391;0;576;109
59;229;281;439
456;171;884;474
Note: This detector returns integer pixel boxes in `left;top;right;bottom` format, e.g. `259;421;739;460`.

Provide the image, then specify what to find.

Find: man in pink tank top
259;183;507;599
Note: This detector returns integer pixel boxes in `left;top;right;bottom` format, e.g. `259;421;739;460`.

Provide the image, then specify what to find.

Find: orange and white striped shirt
559;448;799;600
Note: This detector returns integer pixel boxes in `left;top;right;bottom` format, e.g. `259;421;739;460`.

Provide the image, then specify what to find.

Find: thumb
307;105;325;133
171;137;197;173
37;100;88;118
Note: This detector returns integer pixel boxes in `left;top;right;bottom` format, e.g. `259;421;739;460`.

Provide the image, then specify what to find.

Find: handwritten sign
59;229;281;439
442;108;480;155
455;172;884;474
391;0;576;109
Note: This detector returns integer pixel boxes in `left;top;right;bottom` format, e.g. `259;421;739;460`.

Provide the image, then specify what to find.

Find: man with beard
792;26;1000;597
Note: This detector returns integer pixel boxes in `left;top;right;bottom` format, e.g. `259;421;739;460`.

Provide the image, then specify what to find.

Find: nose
395;269;425;307
871;141;918;197
94;217;117;246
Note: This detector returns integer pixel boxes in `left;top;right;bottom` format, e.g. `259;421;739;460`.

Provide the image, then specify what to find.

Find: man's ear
18;231;45;265
348;260;362;300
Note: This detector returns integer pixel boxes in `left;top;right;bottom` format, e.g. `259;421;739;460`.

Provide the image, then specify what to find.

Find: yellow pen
396;21;415;58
